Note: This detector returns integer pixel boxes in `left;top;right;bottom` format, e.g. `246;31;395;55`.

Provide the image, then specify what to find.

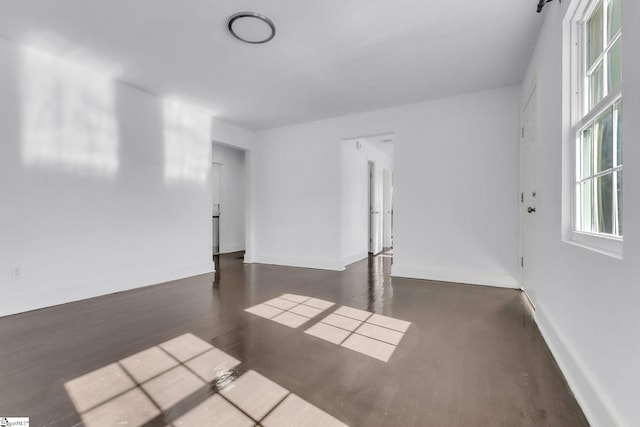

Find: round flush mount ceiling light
227;11;276;44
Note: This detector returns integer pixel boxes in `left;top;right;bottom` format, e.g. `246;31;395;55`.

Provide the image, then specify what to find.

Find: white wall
251;125;343;270
0;39;215;317
212;142;246;253
341;138;393;265
391;88;521;287
252;85;521;285
521;1;639;426
211;118;254;151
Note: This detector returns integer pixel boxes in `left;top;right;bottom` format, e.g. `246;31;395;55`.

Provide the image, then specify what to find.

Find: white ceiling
0;1;543;130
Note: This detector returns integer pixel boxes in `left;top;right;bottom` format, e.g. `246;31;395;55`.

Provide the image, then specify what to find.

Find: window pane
581;126;593;178
588;3;603;67
616;170;622;235
615;100;622;165
595;107;613;173
608;39;622;92
581;180;594;232
595;173;613;234
608;0;621;41
589;62;604;109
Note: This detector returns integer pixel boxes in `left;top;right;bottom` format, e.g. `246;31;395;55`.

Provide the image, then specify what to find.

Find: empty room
0;0;637;426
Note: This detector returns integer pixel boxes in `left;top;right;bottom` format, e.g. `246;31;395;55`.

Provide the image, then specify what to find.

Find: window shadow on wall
20;44;119;177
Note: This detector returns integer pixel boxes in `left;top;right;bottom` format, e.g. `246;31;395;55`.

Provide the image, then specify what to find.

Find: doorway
383;168;393;249
212;162;222;255
339;133;393;265
212;142;247;256
368;161;383;255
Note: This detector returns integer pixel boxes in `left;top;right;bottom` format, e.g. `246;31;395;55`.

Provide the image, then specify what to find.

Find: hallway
0;254;587;426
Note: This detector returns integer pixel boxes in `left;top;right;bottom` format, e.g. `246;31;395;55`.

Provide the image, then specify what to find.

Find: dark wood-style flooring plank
0;253;588;426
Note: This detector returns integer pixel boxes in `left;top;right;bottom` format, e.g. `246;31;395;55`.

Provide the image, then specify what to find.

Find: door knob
527;207;536;213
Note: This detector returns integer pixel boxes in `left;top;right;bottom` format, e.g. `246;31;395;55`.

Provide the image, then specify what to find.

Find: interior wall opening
212;141;247;258
341;133;394;267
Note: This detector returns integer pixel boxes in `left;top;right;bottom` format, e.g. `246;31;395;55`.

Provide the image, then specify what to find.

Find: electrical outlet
11;266;21;279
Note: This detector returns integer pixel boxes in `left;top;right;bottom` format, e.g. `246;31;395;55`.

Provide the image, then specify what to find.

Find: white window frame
567;0;622;258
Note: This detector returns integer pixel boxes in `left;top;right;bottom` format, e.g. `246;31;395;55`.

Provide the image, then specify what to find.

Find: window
570;0;622;252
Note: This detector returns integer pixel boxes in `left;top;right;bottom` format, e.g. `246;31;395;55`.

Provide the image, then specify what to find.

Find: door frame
368;160;375;253
520;81;538;292
383;168;393;248
211;161;224;254
368;160;384;255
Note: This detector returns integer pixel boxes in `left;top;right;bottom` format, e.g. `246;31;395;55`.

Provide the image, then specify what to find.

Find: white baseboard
391;264;519;288
0;261;215;318
534;305;622;427
342;251;368;267
251;254;344;271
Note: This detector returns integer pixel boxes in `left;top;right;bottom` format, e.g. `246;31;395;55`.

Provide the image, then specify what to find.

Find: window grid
581;0;621;117
573;0;622;240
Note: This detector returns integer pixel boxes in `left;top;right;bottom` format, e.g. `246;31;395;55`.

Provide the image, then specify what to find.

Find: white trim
391;264;519;289
567;230;623;258
0;261;215;318
522;77;538;111
520;79;537;289
520;288;536;312
573;91;622;133
534;304;623;427
251;254;345;271
342;251;369;267
566;0;623;251
211;160;224;254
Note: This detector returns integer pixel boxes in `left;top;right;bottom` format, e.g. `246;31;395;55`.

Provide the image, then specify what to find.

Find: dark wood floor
0;253;588;426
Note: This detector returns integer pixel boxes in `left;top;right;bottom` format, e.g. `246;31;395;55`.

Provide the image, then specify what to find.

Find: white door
383;169;393;248
369;162;383;254
521;88;538;292
212;162;222;254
